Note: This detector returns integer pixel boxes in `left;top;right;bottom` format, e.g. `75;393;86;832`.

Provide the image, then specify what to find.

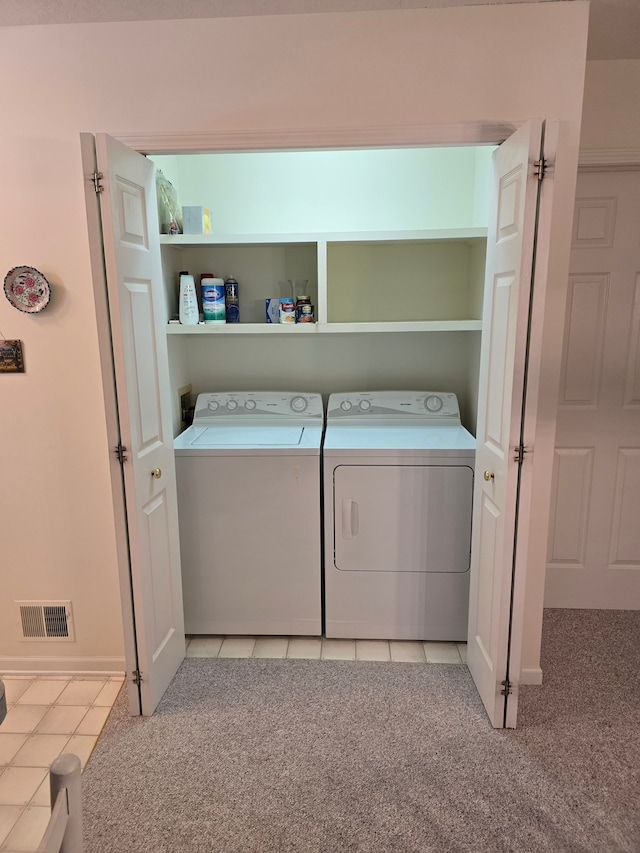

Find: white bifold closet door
466;119;554;729
82;132;186;716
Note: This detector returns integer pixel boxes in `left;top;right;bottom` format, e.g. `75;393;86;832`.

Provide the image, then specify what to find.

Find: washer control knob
244;399;257;411
207;399;219;412
425;395;443;413
359;399;371;411
340;400;353;412
290;395;308;413
226;399;238;411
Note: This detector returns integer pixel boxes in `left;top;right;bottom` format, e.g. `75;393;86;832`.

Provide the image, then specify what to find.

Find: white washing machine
174;391;323;636
323;391;475;641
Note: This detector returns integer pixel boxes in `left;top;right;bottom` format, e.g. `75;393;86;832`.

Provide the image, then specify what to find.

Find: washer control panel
328;391;461;424
193;391;323;424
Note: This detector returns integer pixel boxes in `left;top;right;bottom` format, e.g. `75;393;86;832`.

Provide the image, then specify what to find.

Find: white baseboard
519;667;543;686
0;656;126;676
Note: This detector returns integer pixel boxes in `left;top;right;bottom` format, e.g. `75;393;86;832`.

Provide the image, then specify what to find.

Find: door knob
483;470;494;481
151;468;162;479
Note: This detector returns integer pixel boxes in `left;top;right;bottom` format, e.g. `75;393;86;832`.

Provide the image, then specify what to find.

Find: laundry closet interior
150;144;494;640
152;146;493;434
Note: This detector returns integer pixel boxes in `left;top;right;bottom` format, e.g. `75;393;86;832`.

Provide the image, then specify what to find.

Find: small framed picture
0;339;25;373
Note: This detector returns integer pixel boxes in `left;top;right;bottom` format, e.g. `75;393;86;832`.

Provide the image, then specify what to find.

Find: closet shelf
162;227;487;331
160;227;487;248
166;320;482;335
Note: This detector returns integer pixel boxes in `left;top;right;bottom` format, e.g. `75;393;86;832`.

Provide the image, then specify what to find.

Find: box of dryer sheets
182;206;211;235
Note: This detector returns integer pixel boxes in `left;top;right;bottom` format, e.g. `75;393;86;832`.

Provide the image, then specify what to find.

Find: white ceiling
0;0;638;61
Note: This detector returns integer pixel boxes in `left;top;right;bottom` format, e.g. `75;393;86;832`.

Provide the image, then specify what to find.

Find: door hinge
92;171;104;194
113;442;128;465
131;669;143;686
533;159;546;181
513;443;530;464
500;679;513;696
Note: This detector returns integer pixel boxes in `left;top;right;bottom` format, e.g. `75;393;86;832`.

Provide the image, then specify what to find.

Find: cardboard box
182;206;211;235
265;298;280;323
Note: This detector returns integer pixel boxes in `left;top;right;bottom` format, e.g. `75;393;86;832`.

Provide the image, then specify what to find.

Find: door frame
95;119;569;723
502;120;559;722
114;121;523;156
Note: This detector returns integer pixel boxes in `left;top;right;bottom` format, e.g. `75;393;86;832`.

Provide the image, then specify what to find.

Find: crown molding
579;148;640;171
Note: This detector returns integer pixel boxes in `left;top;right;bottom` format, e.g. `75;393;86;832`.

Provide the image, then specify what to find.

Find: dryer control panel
327;391;462;425
193;391;323;424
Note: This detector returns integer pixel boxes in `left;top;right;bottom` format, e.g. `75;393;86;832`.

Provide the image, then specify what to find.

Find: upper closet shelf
159;227;487;247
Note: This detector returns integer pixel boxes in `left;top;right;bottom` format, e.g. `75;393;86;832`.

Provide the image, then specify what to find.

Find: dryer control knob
226;400;238;411
290;395;308;413
340;400;353;411
244;399;257;411
425;395;443;413
207;400;220;412
359;399;371;411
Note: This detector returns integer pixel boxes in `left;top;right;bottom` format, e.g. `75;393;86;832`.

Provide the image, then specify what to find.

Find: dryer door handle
342;499;359;539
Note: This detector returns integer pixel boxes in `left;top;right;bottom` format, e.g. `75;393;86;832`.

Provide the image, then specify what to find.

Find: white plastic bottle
178;271;199;325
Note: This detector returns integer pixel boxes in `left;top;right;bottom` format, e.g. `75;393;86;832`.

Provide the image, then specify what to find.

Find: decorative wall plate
4;266;51;313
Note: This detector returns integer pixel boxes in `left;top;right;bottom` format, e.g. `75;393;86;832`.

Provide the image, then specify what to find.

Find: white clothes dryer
323;391;475;641
174;391;323;636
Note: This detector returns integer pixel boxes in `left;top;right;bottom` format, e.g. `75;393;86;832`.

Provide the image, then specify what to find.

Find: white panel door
467;120;550;728
546;170;640;608
93;133;185;715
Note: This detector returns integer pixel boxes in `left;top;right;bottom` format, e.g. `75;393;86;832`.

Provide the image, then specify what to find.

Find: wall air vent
17;601;74;641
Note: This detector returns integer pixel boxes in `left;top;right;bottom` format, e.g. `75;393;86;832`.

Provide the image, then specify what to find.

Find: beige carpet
82;610;640;852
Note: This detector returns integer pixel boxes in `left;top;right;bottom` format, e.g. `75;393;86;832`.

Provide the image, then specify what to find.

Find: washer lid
174;423;323;452
190;425;305;447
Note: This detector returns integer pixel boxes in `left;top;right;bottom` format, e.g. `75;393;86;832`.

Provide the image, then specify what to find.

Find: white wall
580;60;640;150
152;147;494;234
0;3;589;676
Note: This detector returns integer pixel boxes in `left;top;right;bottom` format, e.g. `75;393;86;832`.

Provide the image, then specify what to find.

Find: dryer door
333;465;473;574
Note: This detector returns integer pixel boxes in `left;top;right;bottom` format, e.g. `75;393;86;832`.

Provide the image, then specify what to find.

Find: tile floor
0;638;466;851
186;635;468;665
0;674;124;853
